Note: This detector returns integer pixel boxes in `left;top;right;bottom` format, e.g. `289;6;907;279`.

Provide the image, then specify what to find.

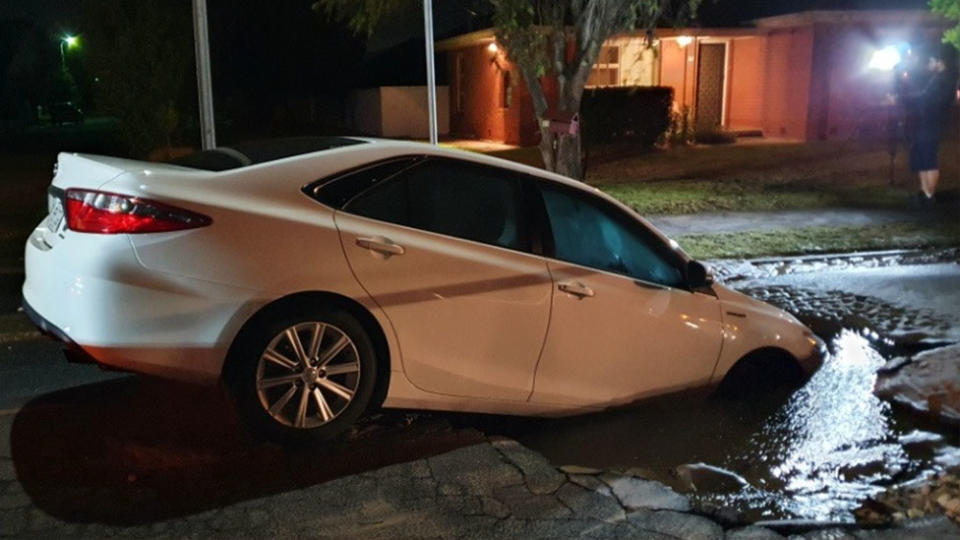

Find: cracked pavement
3;421;960;539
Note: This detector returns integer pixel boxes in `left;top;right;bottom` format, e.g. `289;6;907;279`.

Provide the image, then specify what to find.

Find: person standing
901;44;958;207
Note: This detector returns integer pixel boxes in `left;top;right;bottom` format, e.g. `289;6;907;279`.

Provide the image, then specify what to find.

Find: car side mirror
687;261;715;289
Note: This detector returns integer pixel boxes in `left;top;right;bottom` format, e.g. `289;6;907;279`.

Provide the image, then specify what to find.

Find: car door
529;181;724;408
331;158;552;401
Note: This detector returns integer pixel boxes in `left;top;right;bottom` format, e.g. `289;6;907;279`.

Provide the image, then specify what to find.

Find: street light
60;35;78;66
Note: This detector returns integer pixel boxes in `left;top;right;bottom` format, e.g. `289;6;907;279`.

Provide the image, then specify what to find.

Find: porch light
676;36;693;48
868;46;901;71
487;42;499;53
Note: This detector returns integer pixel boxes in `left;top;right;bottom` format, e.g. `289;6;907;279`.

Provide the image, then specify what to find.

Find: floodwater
488;265;960;523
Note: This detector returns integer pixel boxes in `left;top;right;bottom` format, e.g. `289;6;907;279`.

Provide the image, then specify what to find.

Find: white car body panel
711;285;822;377
335;210;552;402
531;261;724;408
23;139;822;418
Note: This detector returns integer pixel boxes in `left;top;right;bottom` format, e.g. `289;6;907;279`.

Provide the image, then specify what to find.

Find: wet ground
481;254;960;523
1;252;958;527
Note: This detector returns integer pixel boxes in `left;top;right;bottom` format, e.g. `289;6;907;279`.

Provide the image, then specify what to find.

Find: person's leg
927;169;940;197
920;170;933;197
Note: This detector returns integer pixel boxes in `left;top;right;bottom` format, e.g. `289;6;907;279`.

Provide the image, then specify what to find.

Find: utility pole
192;0;217;150
423;0;438;145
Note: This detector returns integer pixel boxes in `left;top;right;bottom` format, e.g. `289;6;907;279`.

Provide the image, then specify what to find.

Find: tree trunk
555;131;583;179
534;116;582;179
537;129;555;172
538;89;585;180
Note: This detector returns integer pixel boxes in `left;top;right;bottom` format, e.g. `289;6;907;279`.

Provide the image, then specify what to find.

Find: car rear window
306;157;424;209
168;136;365;172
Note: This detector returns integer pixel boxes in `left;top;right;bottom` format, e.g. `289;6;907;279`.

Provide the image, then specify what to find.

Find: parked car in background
22;137;824;442
49;102;84;125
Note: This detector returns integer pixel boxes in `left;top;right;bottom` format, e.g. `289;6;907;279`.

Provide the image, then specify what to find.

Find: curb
707;247;959;283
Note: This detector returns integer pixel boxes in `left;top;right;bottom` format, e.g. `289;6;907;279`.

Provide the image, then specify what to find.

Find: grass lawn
489;138;960;214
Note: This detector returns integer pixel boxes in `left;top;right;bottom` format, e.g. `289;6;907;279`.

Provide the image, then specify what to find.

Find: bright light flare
487;42;499;53
63;35;78;48
676;35;693;48
868;46;901;71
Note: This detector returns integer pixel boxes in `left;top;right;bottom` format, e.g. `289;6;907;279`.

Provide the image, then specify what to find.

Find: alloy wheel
255;321;361;429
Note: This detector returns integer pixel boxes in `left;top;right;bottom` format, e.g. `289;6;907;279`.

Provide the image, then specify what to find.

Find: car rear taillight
65;189;212;234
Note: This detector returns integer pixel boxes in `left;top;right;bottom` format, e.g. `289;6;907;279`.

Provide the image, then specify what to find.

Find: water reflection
708;330;904;521
504;329;958;522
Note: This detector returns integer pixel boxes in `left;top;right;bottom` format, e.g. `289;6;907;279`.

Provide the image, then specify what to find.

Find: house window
501;70;512;109
587;45;620;87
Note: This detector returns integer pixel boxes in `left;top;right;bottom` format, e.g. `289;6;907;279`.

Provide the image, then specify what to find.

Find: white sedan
23;137;823;441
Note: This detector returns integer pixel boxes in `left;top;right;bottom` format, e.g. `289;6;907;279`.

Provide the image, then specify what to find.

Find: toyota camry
23;137;823;441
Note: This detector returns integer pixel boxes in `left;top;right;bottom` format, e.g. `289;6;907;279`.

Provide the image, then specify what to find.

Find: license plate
46;194;64;231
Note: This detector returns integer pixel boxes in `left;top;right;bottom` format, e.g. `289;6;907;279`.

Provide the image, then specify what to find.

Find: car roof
162;136;622;217
348;138;591;191
169;136;366;172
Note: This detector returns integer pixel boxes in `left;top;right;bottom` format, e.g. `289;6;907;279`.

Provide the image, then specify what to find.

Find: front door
529;183;724;408
696;42;726;132
335;159;552;401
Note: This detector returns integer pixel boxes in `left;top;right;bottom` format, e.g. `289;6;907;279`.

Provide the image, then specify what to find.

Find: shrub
667;104;693;146
580;86;673;148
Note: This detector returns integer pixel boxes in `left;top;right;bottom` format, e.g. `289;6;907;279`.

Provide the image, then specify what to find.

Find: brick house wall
438;10;948;145
447;43;543;145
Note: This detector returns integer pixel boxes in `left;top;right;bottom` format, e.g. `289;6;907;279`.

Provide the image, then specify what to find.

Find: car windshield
168;136;366;172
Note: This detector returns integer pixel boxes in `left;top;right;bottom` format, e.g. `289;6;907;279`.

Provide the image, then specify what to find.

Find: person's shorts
910;135;940;172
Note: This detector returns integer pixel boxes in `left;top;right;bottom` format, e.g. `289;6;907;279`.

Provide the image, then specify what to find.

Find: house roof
436;28;496;52
436;9;948;51
435;26;759;51
753;9;946;29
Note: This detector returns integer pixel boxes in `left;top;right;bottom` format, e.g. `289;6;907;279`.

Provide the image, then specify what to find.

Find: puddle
693;329;959;522
480;283;960;523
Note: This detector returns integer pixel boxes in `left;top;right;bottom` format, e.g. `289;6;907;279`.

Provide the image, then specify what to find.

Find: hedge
580;86;674;147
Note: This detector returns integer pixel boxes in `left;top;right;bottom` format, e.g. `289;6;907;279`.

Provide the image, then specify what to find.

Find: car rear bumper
21;298;99;365
22;226;263;383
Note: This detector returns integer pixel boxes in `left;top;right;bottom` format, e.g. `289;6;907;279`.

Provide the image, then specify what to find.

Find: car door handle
355;236;405;256
558;281;595;298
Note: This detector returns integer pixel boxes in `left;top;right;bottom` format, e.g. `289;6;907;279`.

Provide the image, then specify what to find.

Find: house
436;10;948;146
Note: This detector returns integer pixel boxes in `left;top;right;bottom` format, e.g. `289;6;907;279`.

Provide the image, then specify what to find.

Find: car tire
717;351;803;399
227;305;377;443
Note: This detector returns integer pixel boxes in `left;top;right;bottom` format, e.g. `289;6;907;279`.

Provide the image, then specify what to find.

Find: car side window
539;184;684;288
344;159;528;252
309;157;421;209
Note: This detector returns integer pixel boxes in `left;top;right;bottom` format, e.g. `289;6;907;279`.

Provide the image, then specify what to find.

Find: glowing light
63;35;78;48
487;42;499;53
676;36;693;48
868;46;901;71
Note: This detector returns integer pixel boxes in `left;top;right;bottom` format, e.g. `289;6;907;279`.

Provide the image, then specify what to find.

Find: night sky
0;0;938;93
0;0;940;148
0;0;936;42
697;0;930;26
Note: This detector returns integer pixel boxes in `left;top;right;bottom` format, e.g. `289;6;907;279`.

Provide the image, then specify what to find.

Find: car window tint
540;185;684;287
345;173;409;225
345;159;526;251
311;157;420;208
